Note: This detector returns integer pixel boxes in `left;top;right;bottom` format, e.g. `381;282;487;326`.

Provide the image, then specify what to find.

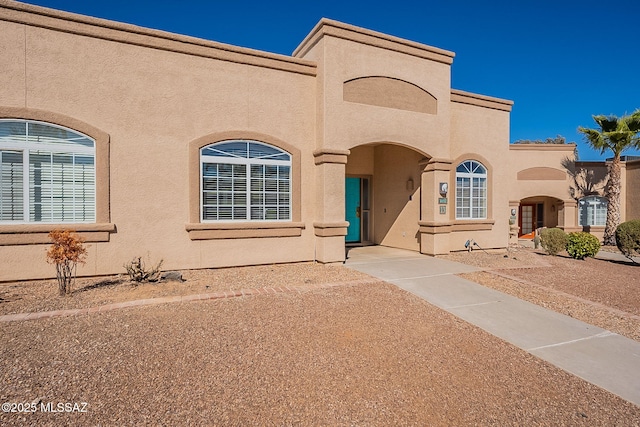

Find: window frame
455;160;488;220
0;107;113;245
578;195;607;227
186;131;303;240
0;119;97;224
199;140;292;223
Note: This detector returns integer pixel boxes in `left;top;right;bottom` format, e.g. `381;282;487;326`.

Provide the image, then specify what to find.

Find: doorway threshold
345;242;375;248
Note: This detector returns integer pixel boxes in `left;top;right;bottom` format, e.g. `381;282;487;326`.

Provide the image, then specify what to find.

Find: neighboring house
0;1;636;281
567;157;640;241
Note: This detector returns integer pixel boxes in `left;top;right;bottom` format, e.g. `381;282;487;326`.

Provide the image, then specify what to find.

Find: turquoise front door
345;177;361;243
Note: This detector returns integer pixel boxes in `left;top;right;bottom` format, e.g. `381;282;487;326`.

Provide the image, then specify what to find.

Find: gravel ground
443;247;640;342
0;263;371;316
2;282;639;426
2;248;640;424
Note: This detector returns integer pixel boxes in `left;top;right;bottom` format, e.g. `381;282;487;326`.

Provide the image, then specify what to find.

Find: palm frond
578;126;606;152
624;109;640;133
581;110;640;152
593;115;619;132
606;131;633;155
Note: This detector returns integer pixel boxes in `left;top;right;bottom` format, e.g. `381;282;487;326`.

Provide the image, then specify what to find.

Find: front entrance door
519;204;535;238
345;177;361;243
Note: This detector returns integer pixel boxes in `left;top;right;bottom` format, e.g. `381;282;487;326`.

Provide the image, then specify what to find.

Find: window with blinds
455;160;487;219
0;120;96;223
200;140;291;222
579;195;607;226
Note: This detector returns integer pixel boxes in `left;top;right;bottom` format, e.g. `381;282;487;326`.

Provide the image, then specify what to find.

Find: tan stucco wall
296;20;453;158
519;196;561;229
372;145;423;251
1;4;524;280
298;21;515;254
345;146;374;176
448;99;512;250
625;161;640;220
508;145;575;201
573;162;608;199
345;144;423;251
572;160;640;237
0;3;317;281
508;144;577;233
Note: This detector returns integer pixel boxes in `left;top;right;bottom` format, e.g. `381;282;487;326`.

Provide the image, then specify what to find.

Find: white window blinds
0;120;96;223
201;140;291;222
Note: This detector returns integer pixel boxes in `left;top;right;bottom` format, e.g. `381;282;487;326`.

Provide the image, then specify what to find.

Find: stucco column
508;200;520;246
313;149;350;263
418;158;453;255
559;199;580;233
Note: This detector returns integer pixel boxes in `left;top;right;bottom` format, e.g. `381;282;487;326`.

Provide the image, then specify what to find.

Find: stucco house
0;1;635;282
567;156;640;241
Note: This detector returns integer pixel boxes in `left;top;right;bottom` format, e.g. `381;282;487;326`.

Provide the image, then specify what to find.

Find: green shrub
615;219;640;261
566;232;600;260
540;228;568;256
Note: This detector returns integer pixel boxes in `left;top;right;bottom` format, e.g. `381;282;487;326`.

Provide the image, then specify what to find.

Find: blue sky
20;0;640;160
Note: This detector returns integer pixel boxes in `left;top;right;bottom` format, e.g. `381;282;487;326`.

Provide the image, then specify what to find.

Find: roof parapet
451;89;513;112
0;0;317;76
294;18;455;65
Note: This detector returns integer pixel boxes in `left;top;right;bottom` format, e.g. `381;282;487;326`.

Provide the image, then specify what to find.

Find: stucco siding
0;9;317;281
449;100;511;250
2;3;572;281
626;161;640;220
315;34;452;158
0;20;26;107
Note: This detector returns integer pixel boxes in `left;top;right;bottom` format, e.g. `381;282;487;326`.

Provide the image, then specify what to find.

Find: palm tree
578;109;640;245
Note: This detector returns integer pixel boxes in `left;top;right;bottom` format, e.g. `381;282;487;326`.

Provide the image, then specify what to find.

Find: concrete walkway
345;245;640;407
595;250;640;265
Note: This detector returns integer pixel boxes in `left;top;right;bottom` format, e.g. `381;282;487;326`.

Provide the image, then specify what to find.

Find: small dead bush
46;229;87;296
124;256;164;283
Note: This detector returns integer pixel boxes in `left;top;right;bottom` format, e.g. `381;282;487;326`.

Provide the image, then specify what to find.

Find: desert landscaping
1;246;639;425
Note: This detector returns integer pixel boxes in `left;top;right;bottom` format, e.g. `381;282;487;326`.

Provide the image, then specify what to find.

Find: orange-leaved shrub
46;229;87;296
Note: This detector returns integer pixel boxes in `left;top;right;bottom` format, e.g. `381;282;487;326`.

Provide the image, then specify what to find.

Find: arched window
200;140;291;221
455;160;487;219
0;120;95;223
579;195;607;226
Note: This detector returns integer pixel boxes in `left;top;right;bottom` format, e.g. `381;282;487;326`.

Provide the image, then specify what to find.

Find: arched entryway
517;196;563;238
345;143;429;251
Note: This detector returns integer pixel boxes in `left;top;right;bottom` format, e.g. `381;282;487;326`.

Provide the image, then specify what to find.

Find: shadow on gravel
535;249;639;267
600;258;640;267
75;277;125;294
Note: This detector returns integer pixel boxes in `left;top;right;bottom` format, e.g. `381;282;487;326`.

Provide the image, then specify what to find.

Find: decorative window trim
185;221;305;240
455;159;488;220
578;195;607;227
1;119;96;223
200;140;292;222
0;107;112;245
187;131;302;240
449;154;493;223
418;219;495;234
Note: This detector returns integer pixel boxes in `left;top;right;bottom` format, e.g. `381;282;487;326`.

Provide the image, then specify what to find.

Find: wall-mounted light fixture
406;178;414;191
511;208;517;216
439;182;448;196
